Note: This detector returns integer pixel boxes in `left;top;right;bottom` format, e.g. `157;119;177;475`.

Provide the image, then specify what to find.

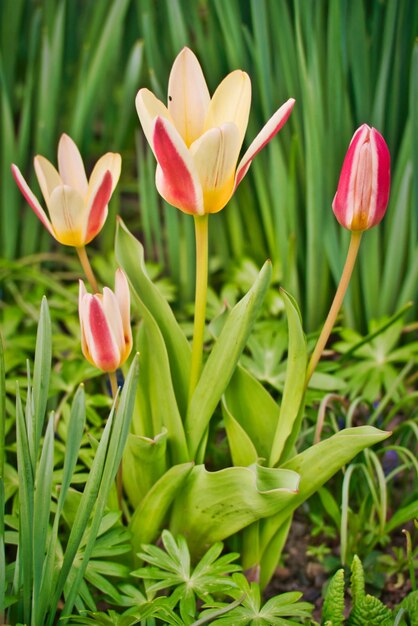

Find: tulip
79;269;132;373
11;133;121;246
136;47;295;215
332;124;390;231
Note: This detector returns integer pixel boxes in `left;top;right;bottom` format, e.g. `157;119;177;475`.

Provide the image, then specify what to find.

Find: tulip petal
48;185;86;246
370;127;390;226
79;281;90;358
235;98;295;189
102;287;125;354
11;164;55;237
34;156;62;205
58;133;88;195
85;171;112;244
204;70;251;146
153;116;204;215
136;88;173;150
88;152;121;196
83;295;121;372
168;47;210;146
114;269;132;348
190;123;241;213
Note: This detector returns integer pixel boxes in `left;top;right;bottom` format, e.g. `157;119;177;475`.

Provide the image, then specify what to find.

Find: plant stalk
189;214;209;401
305;230;363;386
76;246;99;293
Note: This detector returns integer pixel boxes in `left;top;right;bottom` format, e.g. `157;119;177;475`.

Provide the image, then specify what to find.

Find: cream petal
48;185;86;246
204;70;251;146
102;287;125;353
57;134;88;195
88;152;121;198
235;98;295;189
135;88;173;151
167;47;210;146
153;116;204;215
11;164;55;237
34;156;62;205
114;269;132;344
190;122;240;196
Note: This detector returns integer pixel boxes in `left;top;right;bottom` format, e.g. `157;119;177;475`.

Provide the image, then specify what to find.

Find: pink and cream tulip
79;269;132;373
12;134;121;246
136;47;295;215
332;124;390;231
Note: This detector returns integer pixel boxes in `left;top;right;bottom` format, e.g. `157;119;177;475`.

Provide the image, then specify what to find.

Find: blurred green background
1;0;417;330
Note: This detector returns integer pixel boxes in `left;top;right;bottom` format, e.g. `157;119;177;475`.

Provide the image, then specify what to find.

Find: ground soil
265;514;412;621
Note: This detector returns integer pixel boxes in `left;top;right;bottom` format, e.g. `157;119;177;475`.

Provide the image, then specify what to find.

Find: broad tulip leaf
32;296;52;464
222;365;280;465
169;463;300;556
269;289;307;466
258;426;391;586
123;430;168;509
135;306;188;463
115;219;190;416
186;260;272;458
130;462;194;553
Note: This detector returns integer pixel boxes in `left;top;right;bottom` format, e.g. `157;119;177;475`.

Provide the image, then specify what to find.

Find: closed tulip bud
332;124;390;231
136;47;295;215
79;269;132;373
12;134;121;246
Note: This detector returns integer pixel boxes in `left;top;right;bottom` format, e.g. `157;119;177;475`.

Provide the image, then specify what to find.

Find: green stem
305;230;363;386
76;246;99;293
189;214;209;401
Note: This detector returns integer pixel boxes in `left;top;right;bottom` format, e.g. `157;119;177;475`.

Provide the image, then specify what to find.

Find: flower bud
79;269;132;372
332;124;390;231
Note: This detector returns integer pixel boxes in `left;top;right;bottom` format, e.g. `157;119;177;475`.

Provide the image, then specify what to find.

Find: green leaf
322;569;345;625
123;430;168;508
258;427;391;586
115;218;190;416
129;462;194;554
135;306;188;463
269;289;307;466
186;261;272;459
170;463;299;556
32;296;52;464
222;365;279;466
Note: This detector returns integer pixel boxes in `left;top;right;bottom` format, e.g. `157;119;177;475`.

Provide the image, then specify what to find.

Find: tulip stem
76;246;99;293
305;230;363;386
109;370;123;510
189;214;209;401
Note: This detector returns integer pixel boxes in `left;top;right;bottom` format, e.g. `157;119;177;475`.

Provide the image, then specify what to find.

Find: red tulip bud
332;124;390;231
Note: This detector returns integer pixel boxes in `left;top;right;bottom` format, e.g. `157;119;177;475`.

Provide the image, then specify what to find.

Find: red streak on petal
235;99;295;189
88;297;120;372
11;164;55;236
85;171;113;243
372;128;391;225
153;117;199;214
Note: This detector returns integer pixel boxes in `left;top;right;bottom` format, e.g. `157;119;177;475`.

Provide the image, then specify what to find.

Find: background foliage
1;0;417;330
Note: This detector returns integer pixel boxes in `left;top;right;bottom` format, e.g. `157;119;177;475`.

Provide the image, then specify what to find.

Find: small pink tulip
136;47;295;215
79;269;132;373
332;124;390;231
12;134;121;246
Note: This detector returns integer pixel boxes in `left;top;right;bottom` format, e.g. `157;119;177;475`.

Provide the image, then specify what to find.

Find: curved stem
189;214;209;401
76;246;99;293
305;230;363;386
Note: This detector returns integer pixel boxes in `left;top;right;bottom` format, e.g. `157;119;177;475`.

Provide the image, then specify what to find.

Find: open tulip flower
136;47;295;215
332;124;390;231
79;269;132;373
12;134;121;246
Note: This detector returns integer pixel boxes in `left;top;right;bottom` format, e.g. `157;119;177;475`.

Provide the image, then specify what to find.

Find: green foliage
346;595;393;626
321;568;345;626
395;590;418;625
133;530;241;621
